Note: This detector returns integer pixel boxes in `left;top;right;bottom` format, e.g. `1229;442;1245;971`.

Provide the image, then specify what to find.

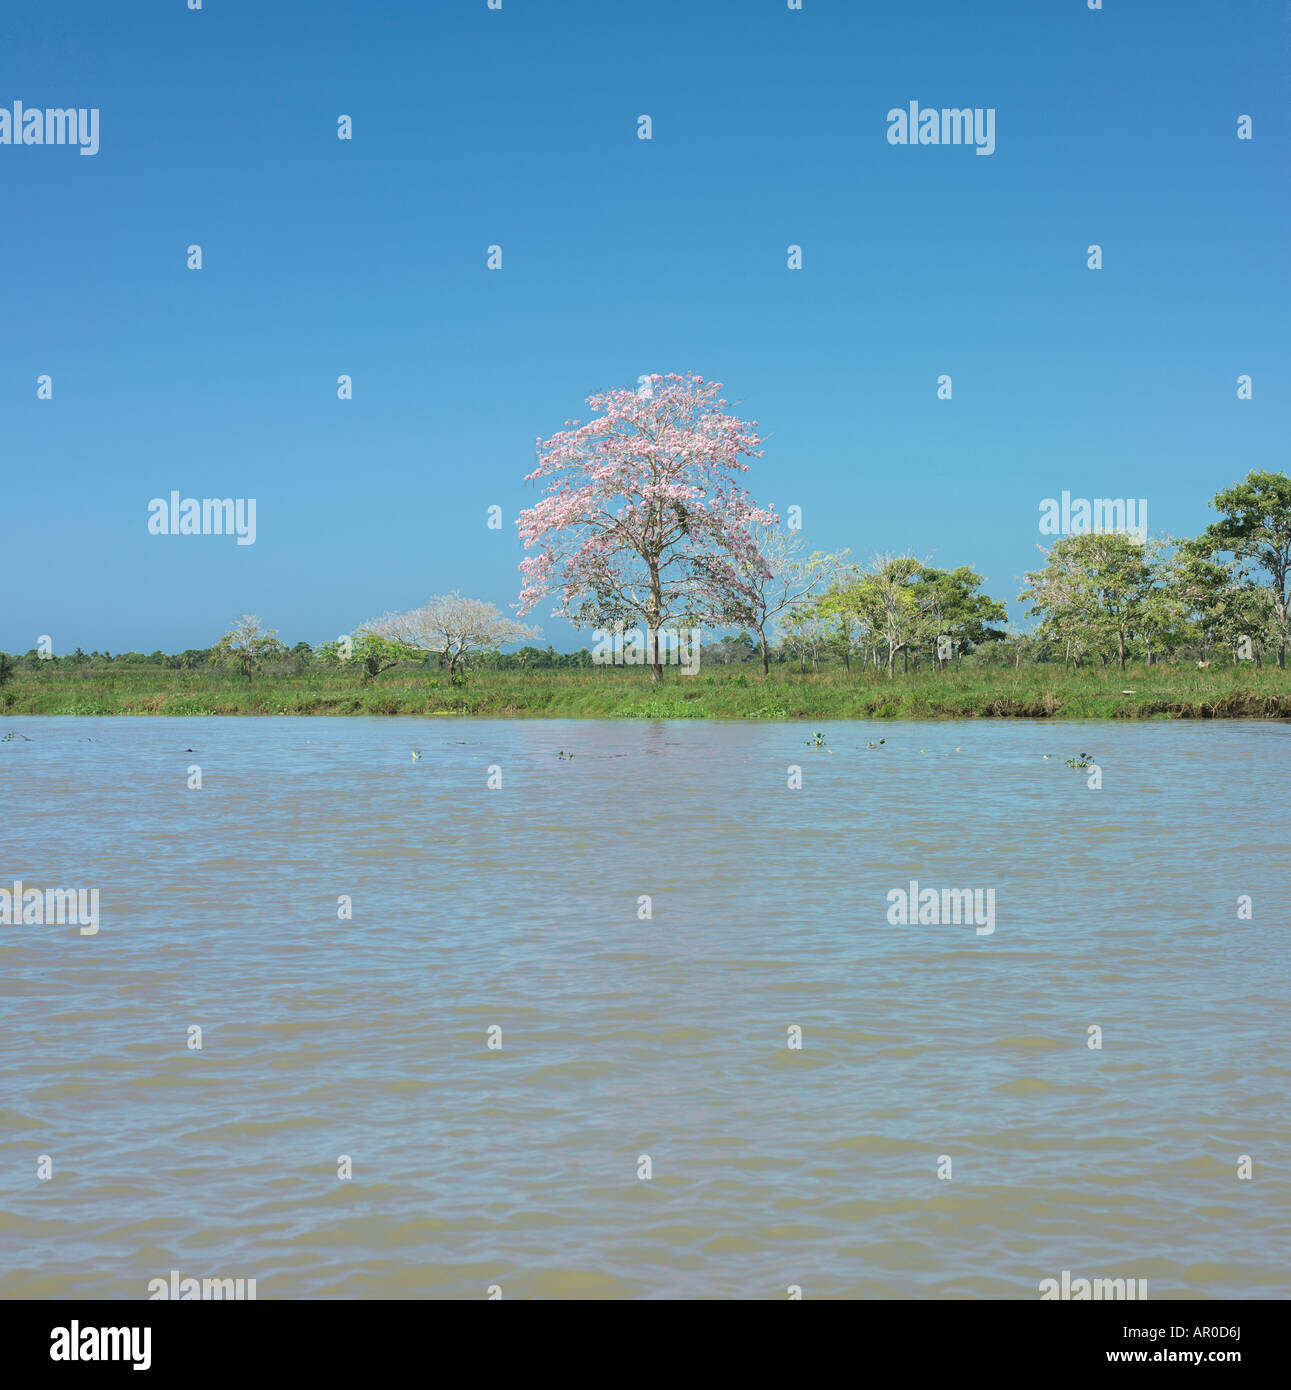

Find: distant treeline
3;469;1287;684
0;625;1273;681
0;644;596;676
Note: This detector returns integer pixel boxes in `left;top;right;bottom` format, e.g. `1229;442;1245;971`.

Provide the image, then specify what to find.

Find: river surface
1;716;1288;1299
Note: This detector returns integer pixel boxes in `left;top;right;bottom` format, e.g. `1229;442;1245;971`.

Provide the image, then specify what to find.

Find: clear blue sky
3;0;1287;654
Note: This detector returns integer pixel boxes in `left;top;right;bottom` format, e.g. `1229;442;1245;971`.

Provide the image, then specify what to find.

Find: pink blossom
516;374;777;658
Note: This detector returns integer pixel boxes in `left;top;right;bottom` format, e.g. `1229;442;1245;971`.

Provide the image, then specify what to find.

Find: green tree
1021;534;1153;671
1198;471;1291;668
316;630;412;681
912;565;1008;669
776;607;831;672
1136;545;1191;666
212;615;287;684
860;553;924;678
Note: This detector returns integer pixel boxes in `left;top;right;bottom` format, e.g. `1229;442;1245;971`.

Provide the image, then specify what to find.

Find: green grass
3;662;1291;719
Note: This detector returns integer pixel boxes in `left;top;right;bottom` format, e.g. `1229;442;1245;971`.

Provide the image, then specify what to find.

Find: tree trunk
647;567;663;683
759;629;769;680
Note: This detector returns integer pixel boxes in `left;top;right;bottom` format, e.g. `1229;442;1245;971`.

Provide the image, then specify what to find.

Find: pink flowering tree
516;373;777;681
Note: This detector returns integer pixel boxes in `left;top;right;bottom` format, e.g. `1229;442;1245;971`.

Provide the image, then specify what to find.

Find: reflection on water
1;716;1288;1298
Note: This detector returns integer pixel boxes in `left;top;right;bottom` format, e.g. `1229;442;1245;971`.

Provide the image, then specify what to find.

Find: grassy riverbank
4;663;1291;720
